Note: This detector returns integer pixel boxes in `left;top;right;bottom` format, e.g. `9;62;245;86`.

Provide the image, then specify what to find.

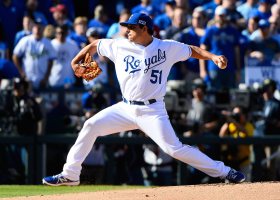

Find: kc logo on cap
120;13;154;31
138;20;146;25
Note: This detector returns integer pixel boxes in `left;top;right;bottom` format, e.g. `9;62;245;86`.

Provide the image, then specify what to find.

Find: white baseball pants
62;101;230;181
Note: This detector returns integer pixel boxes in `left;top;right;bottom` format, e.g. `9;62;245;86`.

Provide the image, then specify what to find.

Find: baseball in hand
218;62;227;69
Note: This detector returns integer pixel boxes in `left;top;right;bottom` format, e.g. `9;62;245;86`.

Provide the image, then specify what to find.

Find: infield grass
0;185;144;198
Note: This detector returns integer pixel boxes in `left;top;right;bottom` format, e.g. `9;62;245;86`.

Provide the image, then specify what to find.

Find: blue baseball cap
34;18;43;25
249;10;260;19
120;13;154;31
259;0;272;4
258;19;270;29
166;0;176;6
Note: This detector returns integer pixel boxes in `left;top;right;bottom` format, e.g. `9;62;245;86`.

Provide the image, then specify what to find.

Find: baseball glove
74;52;102;81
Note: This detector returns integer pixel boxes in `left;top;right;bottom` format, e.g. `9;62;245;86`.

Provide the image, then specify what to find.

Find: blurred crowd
0;0;280;185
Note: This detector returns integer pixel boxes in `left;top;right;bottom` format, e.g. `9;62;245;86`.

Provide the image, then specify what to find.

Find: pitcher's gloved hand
74;52;102;81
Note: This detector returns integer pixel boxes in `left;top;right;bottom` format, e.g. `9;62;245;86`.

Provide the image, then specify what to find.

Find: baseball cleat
42;174;80;186
225;169;246;183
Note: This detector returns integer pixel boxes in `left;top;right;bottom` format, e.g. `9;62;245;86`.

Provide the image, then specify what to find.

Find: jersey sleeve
13;37;27;57
97;39;117;62
167;40;192;63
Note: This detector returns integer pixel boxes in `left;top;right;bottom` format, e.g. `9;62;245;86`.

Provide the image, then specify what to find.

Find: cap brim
50;7;57;12
120;22;138;27
166;1;176;6
50;7;65;13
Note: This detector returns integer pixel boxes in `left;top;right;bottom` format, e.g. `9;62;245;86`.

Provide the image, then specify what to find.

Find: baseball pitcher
43;13;245;186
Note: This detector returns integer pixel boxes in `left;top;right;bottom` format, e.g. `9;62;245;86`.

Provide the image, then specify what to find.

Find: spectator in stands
203;0;223;20
68;17;88;49
150;0;167;13
222;0;246;29
8;78;43;135
173;7;207;85
238;12;259;82
269;4;280;44
0;78;42;184
184;78;220;138
112;24;128;39
200;5;241;90
0;0;22;51
162;6;189;79
37;0;75;24
68;16;90;88
183;78;221;184
161;6;188;79
219;106;254;181
162;7;188;39
148;14;161;39
82;83;109;114
12;20;56;89
239;10;259;70
248;19;280;65
25;0;48;26
188;0;211;11
106;9;130;39
237;0;258;21
88;5;110;38
254;79;280;181
249;0;272;21
43;24;55;40
153;0;176;31
0;21;9;59
14;13;35;47
257;79;280;136
269;16;280;44
175;0;189;11
270;3;280;22
241;12;260;39
49;25;79;88
87;27;106;43
50;4;72;30
131;0;158;17
84;27;109;90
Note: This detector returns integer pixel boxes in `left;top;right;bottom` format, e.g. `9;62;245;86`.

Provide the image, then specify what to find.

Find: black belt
122;97;156;105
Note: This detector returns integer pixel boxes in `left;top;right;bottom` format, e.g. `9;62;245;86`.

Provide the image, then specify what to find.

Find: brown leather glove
74;52;102;81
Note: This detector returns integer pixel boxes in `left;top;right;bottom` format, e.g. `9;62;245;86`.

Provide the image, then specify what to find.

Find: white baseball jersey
49;39;79;87
13;35;56;88
97;37;191;101
61;37;231;182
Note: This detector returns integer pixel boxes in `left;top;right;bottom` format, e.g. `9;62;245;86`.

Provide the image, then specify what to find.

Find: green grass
0;185;144;198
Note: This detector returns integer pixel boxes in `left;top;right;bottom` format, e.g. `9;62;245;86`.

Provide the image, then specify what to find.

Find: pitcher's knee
161;144;188;160
84;117;102;128
82;118;102;136
83;118;93;128
162;146;181;159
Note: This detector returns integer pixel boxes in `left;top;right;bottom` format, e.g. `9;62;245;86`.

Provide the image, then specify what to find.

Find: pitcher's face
126;25;144;43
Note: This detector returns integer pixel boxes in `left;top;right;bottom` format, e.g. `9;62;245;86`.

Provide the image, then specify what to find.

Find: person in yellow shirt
219;106;254;181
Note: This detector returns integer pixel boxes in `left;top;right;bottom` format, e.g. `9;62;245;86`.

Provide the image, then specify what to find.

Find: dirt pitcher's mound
7;182;280;200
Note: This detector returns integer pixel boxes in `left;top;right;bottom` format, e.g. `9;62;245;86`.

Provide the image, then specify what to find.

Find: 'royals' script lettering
144;49;166;73
124;55;141;74
123;49;166;74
